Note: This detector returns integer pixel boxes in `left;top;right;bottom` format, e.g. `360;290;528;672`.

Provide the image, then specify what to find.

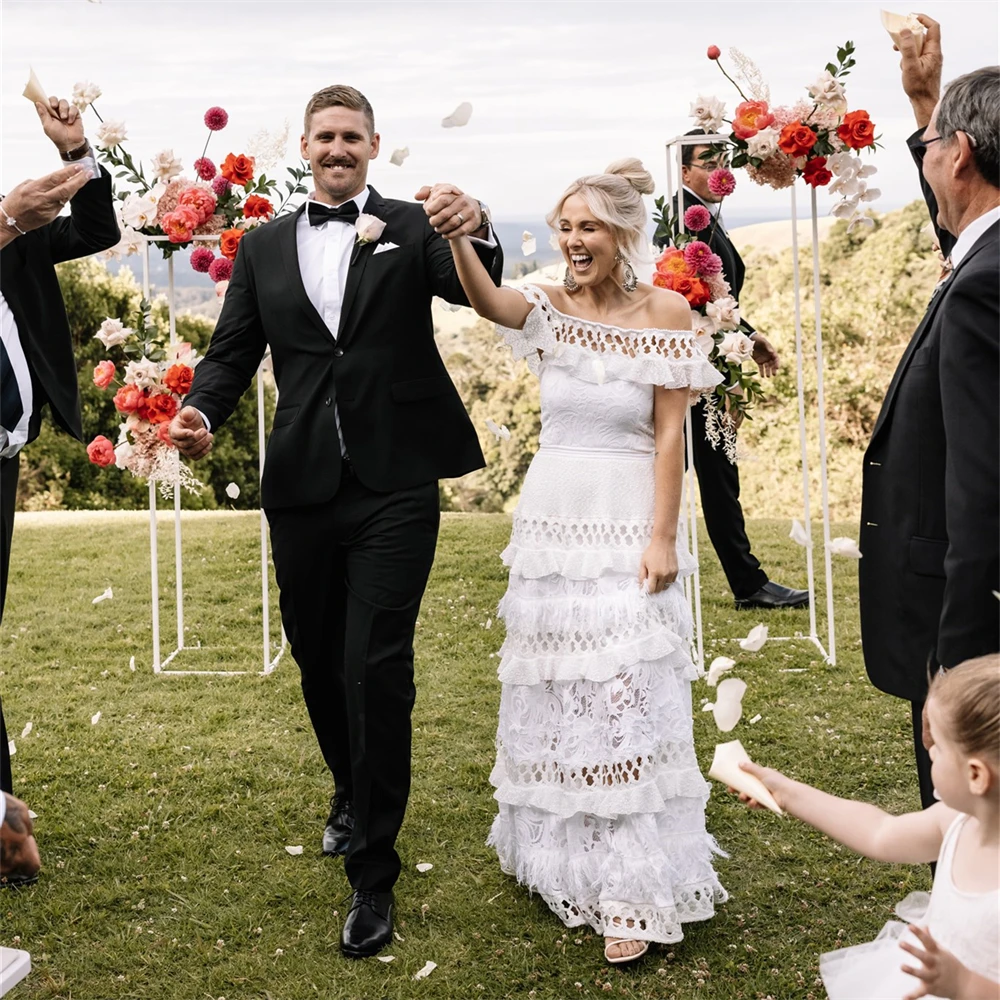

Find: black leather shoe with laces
322;794;354;856
340;890;394;958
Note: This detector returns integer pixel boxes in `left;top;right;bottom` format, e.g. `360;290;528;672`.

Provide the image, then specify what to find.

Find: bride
439;159;727;964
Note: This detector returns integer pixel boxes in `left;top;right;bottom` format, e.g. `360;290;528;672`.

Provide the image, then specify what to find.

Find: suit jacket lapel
869;225;997;443
336;186;386;345
279;205;337;343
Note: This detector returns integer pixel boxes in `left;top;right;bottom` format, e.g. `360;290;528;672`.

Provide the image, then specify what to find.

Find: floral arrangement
86;301;202;496
651;193;761;461
73;83;310;284
689;41;880;230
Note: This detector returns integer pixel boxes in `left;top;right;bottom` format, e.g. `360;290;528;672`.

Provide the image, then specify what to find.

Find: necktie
307;200;359;228
0;339;23;432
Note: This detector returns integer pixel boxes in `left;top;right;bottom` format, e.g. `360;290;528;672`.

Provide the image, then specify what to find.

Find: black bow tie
307;200;359;228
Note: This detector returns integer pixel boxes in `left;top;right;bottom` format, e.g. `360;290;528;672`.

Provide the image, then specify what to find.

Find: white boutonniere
352;213;387;264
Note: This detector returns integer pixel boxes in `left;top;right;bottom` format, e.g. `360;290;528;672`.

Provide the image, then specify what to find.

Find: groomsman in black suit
861;19;999;809
172;85;502;957
0;98;119;797
659;129;809;611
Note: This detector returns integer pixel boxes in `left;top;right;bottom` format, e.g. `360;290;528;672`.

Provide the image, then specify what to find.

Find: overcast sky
2;1;998;222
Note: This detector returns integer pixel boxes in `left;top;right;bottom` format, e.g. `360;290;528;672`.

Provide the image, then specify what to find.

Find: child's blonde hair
928;653;1000;759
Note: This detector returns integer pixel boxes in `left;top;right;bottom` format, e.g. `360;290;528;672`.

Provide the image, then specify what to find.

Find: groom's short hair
304;85;375;137
682;128;724;168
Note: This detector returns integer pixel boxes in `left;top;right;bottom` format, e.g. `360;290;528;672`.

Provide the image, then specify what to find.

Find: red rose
707;45;721;60
164;364;194;396
778;121;818;158
86;435;116;467
803;156;833;187
219;227;246;261
145;392;178;425
242;195;274;220
113;384;145;414
837;109;876;150
220;152;255;186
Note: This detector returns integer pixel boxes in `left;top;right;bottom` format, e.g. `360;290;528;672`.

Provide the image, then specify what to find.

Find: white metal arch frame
665;133;836;668
139;235;286;676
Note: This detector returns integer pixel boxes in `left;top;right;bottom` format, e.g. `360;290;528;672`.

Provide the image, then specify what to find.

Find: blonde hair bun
605;158;655;196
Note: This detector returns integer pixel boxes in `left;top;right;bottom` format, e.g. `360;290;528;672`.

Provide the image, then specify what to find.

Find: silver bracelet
0;201;26;236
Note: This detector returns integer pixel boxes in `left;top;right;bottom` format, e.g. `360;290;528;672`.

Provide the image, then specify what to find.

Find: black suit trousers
689;400;767;600
266;473;440;892
1;453;19;793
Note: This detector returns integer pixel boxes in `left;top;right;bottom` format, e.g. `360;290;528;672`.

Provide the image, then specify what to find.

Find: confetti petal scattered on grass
706;656;736;686
441;102;472;128
284;845;303;856
8;740;15;756
394;931;405;942
225;482;240;500
92;587;113;604
378;955;396;963
413;961;437;980
749;713;762;724
28;810;37;819
389;147;409;166
739;623;768;652
415;863;433;873
789;519;811;547
521;231;536;256
828;536;862;559
129;656;136;672
778;668;807;673
20;722;32;738
91;712;102;725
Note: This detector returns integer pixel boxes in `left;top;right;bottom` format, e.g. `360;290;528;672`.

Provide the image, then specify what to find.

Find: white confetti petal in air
413;961;438;981
485;419;510;441
441;102;472;128
789;519;811;548
521;231;536;256
549;233;561;251
225;482;240;500
92;587;113;604
712;678;747;732
389;147;409;166
739;623;768;653
706;656;736;687
828;537;862;559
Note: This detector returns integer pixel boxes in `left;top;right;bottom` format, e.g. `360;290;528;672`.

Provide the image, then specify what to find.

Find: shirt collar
950;205;1000;269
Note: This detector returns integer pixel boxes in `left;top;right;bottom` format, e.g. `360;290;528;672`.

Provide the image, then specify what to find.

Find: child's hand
899;925;982;1000
727;760;793;811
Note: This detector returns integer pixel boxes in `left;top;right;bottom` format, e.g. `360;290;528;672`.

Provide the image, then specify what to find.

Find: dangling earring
564;266;579;291
616;248;637;293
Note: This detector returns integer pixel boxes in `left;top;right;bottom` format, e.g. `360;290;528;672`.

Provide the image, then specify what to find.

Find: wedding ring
457;212;464;224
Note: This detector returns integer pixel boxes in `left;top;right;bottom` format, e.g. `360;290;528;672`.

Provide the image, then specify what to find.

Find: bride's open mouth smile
569;253;594;273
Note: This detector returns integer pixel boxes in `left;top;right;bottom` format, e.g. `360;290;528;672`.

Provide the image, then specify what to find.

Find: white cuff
468;225;497;250
195;408;212;433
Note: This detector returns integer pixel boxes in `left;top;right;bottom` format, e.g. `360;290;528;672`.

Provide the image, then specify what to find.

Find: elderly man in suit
860;17;999;808
0;97;120;798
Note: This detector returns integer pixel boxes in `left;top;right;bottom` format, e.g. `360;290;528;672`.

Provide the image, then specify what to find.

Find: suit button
324;397;332;406
333;347;344;358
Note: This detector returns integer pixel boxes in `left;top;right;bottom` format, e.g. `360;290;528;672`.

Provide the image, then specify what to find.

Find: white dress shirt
949;205;1000;269
0;291;33;460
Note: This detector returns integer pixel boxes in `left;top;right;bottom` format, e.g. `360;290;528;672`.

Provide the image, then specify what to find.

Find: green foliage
17;259;273;512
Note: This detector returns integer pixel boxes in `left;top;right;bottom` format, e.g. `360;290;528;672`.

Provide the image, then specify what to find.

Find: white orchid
121;192;158;229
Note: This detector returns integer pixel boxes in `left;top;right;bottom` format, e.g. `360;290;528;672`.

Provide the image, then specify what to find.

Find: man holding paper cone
0;90;119;796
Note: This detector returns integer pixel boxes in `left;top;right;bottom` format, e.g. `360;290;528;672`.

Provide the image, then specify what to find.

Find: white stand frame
666;135;836;669
139;235;286;676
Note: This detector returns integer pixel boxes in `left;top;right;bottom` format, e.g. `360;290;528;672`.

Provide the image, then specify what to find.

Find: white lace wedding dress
488;284;728;944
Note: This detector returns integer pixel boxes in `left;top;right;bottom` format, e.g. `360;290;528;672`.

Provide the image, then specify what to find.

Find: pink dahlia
683;204;712;233
190;247;216;273
707;167;736;198
212;174;233;197
208;257;233;283
204;106;229;131
683;241;723;276
193;156;217;180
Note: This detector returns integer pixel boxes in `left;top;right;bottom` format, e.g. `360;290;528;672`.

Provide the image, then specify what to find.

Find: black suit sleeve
44;166;120;263
424;224;503;305
183;240;267;431
908;129;957;259
937;267;1000;668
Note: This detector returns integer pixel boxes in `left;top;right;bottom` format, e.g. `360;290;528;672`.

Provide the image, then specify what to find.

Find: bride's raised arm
448;234;536;330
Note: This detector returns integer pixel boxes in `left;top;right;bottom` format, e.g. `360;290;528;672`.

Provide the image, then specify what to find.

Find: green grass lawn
1;513;927;1000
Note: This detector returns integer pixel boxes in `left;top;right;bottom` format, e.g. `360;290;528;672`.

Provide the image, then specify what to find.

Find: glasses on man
917;131;978;150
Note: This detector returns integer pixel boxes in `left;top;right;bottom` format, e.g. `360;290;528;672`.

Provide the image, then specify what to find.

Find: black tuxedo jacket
859;149;999;701
664;190;754;333
0;168;120;442
185;187;503;508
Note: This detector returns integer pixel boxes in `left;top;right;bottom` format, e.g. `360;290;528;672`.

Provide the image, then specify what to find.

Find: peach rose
113;384;145;414
220;152;255;186
164;363;194;396
732;100;775;140
93;360;116;389
87;435;116;467
655;247;693;277
219;227;246;261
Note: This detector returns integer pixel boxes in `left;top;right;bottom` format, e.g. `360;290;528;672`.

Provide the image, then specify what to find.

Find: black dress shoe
340;890;394;958
735;580;810;610
322;794;354;856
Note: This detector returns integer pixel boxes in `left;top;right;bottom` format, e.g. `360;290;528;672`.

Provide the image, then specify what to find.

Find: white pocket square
373;242;400;255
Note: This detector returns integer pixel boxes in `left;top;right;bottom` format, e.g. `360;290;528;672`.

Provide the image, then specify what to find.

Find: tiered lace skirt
488;446;727;943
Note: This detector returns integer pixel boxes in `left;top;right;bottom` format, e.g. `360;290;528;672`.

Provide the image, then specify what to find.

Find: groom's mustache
321;158;356;168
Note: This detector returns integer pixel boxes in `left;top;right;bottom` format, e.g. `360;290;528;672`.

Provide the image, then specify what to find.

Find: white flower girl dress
487;284;727;944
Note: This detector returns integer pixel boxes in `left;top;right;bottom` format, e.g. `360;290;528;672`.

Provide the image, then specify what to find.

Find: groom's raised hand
169;406;214;460
415;183;487;239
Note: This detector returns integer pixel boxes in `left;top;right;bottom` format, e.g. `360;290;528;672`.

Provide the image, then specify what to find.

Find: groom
170;84;503;957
